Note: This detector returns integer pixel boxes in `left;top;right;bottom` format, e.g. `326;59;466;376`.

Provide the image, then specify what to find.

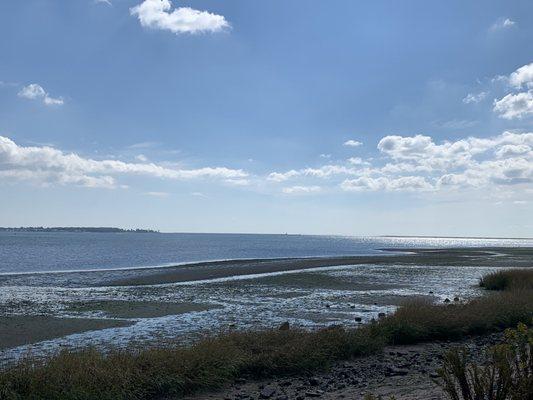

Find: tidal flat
0;247;530;363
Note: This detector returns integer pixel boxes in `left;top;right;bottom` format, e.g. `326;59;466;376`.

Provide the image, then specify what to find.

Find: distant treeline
0;227;159;233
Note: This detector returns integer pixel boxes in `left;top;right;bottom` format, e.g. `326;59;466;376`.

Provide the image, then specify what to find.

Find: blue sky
0;0;532;236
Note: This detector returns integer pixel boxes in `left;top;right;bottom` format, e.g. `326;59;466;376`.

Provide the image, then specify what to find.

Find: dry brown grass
480;269;533;291
377;289;533;344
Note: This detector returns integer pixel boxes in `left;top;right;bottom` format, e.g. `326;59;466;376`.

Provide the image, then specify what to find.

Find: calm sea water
1;232;531;274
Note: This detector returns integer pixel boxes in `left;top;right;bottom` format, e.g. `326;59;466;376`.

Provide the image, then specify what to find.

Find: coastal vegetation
0;269;531;400
438;323;532;400
480;269;533;291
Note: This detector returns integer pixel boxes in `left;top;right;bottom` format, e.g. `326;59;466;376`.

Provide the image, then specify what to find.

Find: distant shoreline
0;227;159;233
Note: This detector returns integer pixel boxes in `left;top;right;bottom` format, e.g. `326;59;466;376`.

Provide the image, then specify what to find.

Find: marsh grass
377;290;533;344
0;270;532;400
480;269;533;291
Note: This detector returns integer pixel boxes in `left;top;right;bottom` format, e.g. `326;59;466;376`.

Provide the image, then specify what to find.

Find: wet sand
0;315;132;350
107;247;533;286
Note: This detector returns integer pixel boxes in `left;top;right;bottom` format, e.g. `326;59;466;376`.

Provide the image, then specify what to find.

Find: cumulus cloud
282;185;321;194
492;63;533;120
509;63;533;89
267;131;532;196
18;84;64;106
0;136;247;189
267;170;300;182
343;140;362;147
493;92;533;119
130;0;230;34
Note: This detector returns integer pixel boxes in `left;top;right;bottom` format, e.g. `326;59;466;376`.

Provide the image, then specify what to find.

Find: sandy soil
108;247;533;287
0;315;132;350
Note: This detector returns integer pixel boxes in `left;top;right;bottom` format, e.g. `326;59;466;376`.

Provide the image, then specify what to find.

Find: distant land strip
0;227;159;233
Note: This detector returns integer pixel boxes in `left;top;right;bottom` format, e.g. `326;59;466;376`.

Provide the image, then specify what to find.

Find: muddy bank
107;247;533;286
0;315;132;350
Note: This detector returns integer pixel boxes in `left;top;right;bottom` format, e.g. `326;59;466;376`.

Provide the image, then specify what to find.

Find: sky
0;0;532;237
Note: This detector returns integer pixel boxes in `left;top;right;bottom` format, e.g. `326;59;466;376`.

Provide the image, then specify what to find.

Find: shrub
437;323;533;400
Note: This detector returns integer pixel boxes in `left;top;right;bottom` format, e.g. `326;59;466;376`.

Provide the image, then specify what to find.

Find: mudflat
107;247;533;286
0;315;132;350
67;300;221;319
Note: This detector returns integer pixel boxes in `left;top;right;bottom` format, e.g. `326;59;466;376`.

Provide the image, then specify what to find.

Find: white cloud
347;157;369;165
341;176;433;192
267;131;532;196
18;84;64;106
267;170;300;182
490;18;516;31
0;136;247;189
130;0;230;34
509;63;533;89
493;92;533;119
224;178;250;186
492;63;533;120
462;91;487;104
282;185;321;195
94;0;112;5
343;140;362;147
135;154;148;162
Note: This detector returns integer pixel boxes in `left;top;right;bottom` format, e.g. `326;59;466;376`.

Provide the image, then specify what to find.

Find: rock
259;387;276;398
378;312;386;318
279;321;290;330
325;304;330;308
350;305;355;309
386;367;409;376
429;291;434;294
354;317;362;322
444;298;451;303
305;390;324;397
308;377;320;386
453;297;459;302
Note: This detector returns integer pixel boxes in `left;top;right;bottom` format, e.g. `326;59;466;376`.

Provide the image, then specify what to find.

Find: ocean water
0;232;531;274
